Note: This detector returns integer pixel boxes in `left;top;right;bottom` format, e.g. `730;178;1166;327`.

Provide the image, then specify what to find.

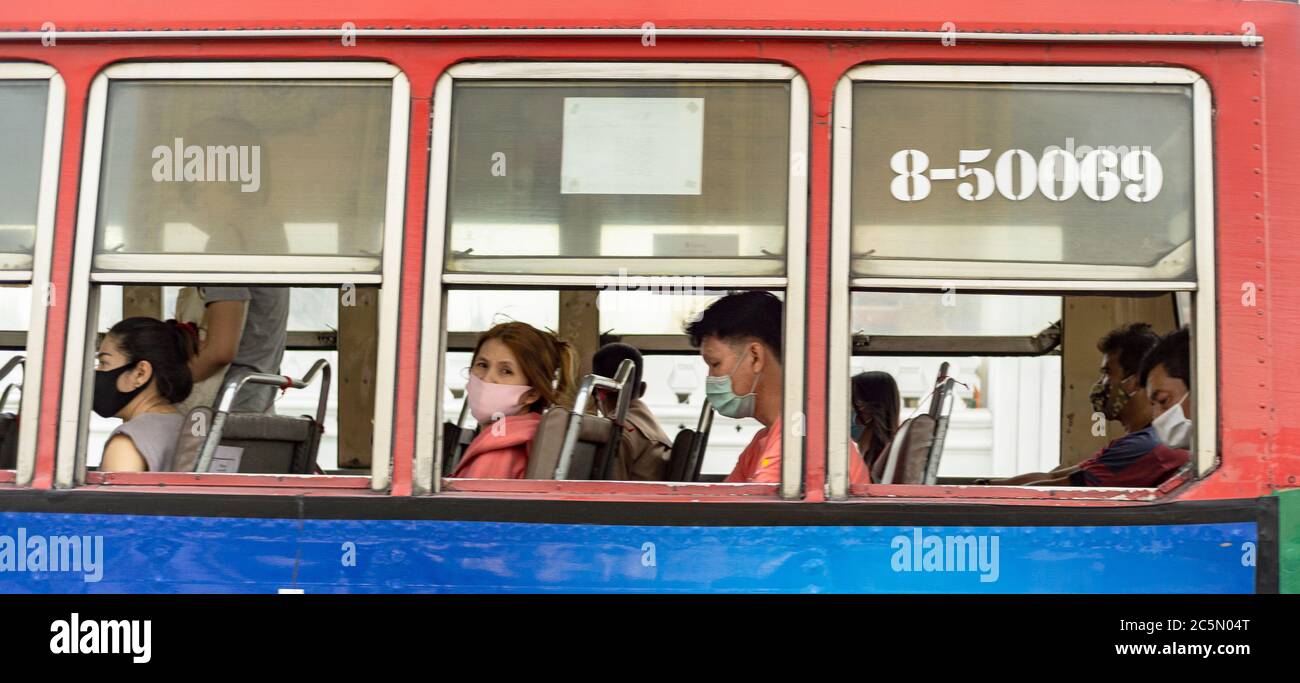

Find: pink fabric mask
466;373;532;425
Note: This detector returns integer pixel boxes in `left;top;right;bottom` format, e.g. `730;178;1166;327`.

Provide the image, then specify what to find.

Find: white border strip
442;273;787;288
781;74;809;500
92;254;383;274
1191;78;1217;476
448;62;796;80
828;64;1214;498
415;71;454;494
57;61;408;489
0;28;1265;46
10;66;63;485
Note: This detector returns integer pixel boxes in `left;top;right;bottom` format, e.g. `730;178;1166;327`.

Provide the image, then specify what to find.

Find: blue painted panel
0;512;1257;593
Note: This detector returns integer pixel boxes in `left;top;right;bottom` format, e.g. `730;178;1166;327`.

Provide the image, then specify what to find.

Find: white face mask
1151;393;1191;449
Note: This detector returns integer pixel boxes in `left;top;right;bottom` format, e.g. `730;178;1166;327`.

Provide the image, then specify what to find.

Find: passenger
1139;327;1193;450
189;285;289;414
452;321;577;479
96;318;199;473
180;118;290;414
986;323;1169;487
685;291;872;484
851;371;901;472
591;342;672;481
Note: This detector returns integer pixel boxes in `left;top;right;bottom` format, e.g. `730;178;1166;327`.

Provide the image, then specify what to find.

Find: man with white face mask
685;291;871;485
1139;327;1193;450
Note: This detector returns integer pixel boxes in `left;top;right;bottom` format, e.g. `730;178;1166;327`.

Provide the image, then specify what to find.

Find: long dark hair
851;371;901;467
106;317;199;404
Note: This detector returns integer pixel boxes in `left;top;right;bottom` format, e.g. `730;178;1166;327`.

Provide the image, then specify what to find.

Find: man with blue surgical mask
685;291;871;485
1139;327;1193;450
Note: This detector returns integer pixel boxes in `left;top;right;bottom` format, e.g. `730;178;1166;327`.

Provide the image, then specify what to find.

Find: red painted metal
1;0;1295;505
0;470;14;484
84;471;371;488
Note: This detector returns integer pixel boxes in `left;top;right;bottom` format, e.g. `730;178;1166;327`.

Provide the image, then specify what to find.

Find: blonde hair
473;321;577;413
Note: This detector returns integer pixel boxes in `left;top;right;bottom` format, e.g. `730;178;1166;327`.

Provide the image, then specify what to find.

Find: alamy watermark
151;137;262;192
890;528;1000;583
0;528;104;583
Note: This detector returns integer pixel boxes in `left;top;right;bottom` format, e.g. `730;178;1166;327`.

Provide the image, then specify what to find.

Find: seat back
219;413;319;474
525;407;615;480
666;401;713;482
874;414;936;484
179;406;320;474
172;406;212;473
0;413;17;470
875;363;957;485
442;401;475;476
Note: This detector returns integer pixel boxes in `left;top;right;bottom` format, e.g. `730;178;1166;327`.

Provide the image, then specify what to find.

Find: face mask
93;362;146;419
1089;374;1136;422
1151;393;1192;449
850;421;866;441
705;355;760;420
466;373;532;425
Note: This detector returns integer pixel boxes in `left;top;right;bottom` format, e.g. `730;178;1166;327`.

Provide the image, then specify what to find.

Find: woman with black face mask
96;318;199;472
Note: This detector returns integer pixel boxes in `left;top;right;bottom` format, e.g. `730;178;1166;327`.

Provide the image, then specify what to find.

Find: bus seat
214;413;320;474
525;407;615;480
174;405;321;474
190;359;330;474
667;400;713;482
0;412;17;470
0;358;23;470
442;400;475;476
873;414;936;484
526;360;635;480
875;363;956;485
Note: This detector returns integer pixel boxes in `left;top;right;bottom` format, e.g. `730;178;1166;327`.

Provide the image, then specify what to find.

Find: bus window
86;285;363;475
830;65;1214;496
420;62;809;496
442;64;792;277
0;65;62;481
61;63;409;489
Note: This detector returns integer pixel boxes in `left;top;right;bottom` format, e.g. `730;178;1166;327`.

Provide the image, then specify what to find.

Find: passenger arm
189;300;244;382
100;434;147;472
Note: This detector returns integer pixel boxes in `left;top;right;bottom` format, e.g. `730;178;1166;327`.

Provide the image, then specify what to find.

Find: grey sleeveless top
108;412;184;472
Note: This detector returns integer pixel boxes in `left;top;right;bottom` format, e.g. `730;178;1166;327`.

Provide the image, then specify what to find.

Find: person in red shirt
451;321;577;479
684;292;871;484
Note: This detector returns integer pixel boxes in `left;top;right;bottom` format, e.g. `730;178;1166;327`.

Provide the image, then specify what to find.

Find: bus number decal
889;148;1163;203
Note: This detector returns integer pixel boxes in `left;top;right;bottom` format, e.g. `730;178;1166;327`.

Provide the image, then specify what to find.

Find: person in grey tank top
96;317;200;473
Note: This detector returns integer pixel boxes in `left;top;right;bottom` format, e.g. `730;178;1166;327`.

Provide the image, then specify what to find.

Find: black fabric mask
93;363;146;418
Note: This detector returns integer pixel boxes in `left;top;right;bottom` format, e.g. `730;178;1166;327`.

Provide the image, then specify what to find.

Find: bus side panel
0;510;1258;594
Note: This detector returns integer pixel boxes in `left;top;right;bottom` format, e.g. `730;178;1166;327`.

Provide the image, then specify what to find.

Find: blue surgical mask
705;355;760;419
850;420;866;441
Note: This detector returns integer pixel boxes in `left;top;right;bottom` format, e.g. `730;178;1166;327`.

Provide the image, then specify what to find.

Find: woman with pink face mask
451;322;578;479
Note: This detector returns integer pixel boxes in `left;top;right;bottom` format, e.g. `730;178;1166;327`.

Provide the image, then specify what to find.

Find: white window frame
58;62;409;490
827;65;1216;498
415;62;809;498
0;64;64;485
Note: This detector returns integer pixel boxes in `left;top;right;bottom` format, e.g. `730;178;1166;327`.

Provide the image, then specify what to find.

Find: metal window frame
0;64;64;485
827;64;1216;498
57;61;409;491
416;62;808;499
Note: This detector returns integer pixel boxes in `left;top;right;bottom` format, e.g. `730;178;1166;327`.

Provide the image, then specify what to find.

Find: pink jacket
451;412;543;479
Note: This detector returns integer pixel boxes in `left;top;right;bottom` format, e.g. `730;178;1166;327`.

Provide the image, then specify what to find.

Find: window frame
58;61;410;491
416;62;809;499
0;63;63;486
827;64;1217;498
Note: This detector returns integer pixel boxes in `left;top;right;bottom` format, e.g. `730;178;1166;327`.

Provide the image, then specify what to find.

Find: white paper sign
561;97;704;195
207;445;244;473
